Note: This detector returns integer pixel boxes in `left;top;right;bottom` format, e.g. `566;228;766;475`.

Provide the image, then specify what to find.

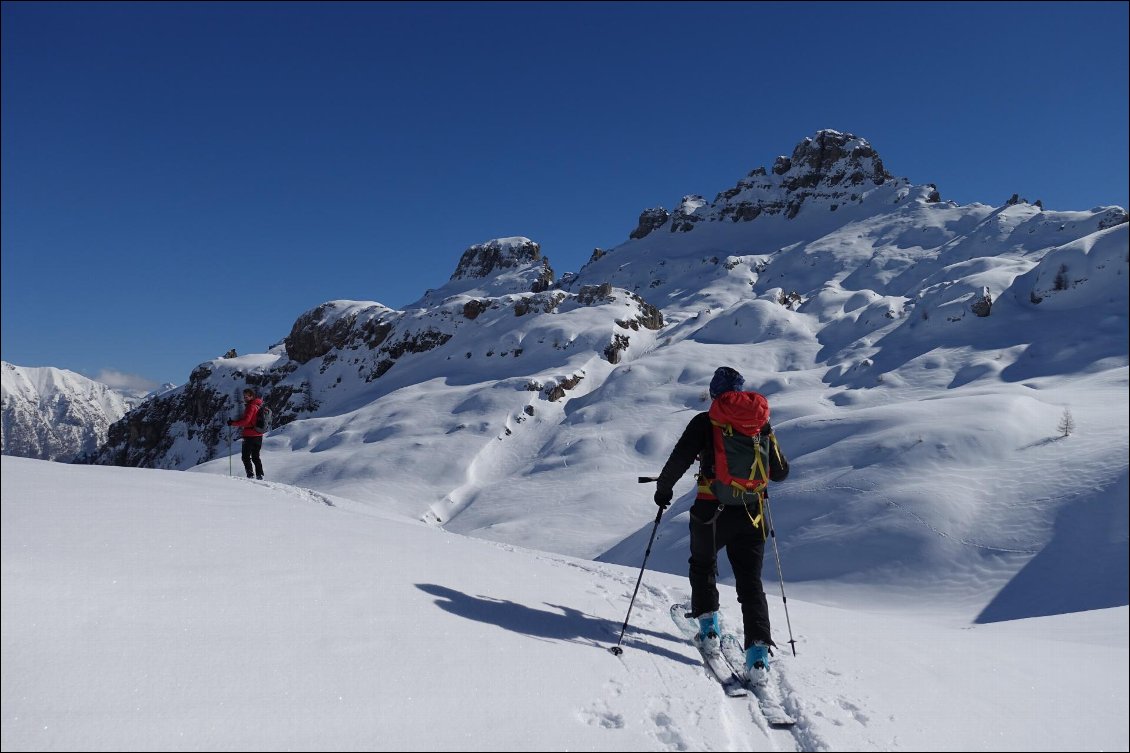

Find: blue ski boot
693;611;721;655
745;641;770;686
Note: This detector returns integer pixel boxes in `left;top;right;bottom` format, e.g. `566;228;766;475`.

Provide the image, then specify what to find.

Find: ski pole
228;426;232;477
762;493;797;656
610;476;665;656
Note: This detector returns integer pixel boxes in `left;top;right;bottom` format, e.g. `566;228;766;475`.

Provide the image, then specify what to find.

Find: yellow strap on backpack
742;494;766;539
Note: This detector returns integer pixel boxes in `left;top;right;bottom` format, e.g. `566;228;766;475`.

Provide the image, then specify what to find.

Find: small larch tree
1057;407;1076;437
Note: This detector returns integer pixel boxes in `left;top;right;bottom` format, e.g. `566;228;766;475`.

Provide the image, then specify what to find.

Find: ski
669;603;748;697
720;633;797;728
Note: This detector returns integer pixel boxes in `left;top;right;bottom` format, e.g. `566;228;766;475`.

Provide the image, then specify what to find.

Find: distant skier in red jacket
229;388;265;480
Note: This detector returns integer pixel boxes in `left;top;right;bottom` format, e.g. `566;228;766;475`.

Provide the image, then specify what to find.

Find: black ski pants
241;435;264;479
688;499;771;649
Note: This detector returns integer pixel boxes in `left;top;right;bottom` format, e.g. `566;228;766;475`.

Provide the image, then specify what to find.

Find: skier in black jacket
653;366;790;682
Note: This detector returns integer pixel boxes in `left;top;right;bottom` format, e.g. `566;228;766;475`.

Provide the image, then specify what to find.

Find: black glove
654;487;673;509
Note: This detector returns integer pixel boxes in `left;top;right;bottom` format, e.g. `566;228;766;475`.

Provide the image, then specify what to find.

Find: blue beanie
709;366;745;398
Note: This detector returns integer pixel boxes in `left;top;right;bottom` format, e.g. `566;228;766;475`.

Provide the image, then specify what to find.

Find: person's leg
240;439;254;478
248;436;264;478
725;510;771;649
688;501;725;618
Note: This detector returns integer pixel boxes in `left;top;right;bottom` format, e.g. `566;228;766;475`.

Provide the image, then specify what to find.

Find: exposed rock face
1098;209;1129;230
531;263;555;293
370;330;454;379
285;302;395;364
286;304;455;385
451;238;545;281
418;237;556;299
462;300;491;320
605;333;631;363
545;373;584;402
722;130;895;221
514;292;567;317
94;366;232;468
671;196;708;232
778;290;804;309
618;294;663;331
971;287;993;317
575;284;663;334
630;208;670;239
780;130;892;190
576;283;614;305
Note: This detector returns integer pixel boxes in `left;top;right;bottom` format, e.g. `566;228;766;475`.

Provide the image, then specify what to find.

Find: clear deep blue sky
3;1;1127;389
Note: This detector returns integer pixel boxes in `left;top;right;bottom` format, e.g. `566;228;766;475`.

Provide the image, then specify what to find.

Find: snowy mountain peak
632;129;910;238
714;128;904;221
773;128;892;186
449;237;544;281
414;237;556;307
1;361;142;461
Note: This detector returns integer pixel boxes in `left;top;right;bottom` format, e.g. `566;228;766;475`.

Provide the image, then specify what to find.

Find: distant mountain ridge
88;241;666;468
0;362;171;462
84;130;1128;597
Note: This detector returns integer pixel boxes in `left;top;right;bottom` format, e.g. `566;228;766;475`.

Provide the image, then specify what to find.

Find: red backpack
705;391;771;504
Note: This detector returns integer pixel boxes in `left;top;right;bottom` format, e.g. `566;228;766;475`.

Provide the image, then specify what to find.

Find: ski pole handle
638;476;659;483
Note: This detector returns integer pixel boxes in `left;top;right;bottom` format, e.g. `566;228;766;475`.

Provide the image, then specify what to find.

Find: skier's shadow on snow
416;583;695;665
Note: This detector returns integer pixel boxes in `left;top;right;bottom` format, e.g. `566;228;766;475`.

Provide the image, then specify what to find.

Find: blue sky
2;1;1127;389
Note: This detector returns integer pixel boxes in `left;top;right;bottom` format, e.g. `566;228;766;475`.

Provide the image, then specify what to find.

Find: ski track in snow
214;469;1122;752
230;475;335;507
538;551;844;751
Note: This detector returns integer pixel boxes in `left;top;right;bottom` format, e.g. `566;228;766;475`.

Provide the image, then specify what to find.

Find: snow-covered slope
2;456;1126;752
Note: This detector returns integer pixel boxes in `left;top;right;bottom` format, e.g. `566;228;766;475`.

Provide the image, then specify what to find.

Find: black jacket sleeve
656;413;712;493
